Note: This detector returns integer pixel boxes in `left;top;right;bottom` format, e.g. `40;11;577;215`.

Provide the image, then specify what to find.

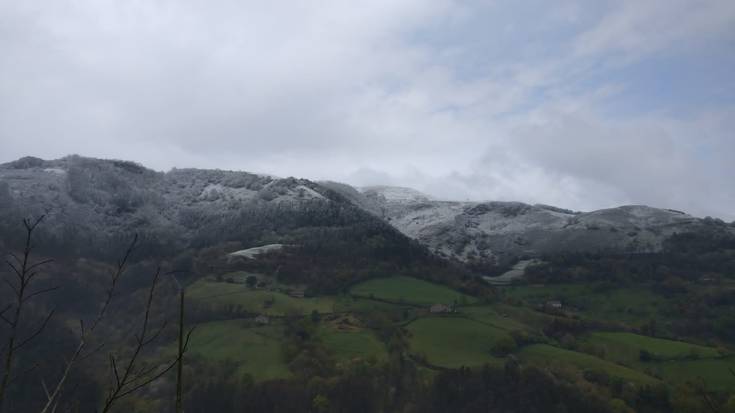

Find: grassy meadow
518;344;659;385
186;320;291;381
182;272;735;397
188;277;336;315
350;276;477;306
406;317;508;368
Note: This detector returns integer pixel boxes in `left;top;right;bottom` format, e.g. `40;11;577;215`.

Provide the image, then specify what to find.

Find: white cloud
574;0;735;59
0;0;733;220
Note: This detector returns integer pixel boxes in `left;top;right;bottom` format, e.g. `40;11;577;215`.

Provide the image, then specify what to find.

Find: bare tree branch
22;286;61;303
25;259;54;274
0;306;11;327
0;215;53;413
90;234;137;332
13;309;55;351
4;260;22;281
100;269;163;412
7;253;21;266
109;354;121;388
110;328;194;403
1;279;18;298
39;235;138;413
98;270;194;413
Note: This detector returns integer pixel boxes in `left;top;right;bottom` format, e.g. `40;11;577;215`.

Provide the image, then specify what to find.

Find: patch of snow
483;259;541;285
199;183;257;201
43;168;66;175
228;244;286;259
360;186;432;203
295;185;325;200
391;203;465;238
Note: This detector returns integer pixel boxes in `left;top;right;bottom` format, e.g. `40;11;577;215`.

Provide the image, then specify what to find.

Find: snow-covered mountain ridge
339;185;734;266
2;155;732;268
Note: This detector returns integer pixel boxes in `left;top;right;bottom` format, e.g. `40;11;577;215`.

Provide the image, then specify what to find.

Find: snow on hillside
229;244;286;259
356;186;731;266
359;186;432;203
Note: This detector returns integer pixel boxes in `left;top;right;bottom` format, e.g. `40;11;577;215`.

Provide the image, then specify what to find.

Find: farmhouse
255;315;270;325
429;304;453;314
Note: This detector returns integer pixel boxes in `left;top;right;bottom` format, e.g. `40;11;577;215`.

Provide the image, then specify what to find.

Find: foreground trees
0;217;191;412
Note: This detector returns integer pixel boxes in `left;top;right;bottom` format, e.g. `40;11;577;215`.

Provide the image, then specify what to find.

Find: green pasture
318;327;387;363
186;319;290;381
350;276;476;306
518;344;658;385
407;317;508;368
188;278;335;316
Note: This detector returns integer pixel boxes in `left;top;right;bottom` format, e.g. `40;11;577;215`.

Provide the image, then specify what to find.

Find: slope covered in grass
518;344;658;385
350;276;475;306
655;357;735;391
188;278;335;315
407;317;508;368
187;320;290;381
586;332;720;362
318;327;387;363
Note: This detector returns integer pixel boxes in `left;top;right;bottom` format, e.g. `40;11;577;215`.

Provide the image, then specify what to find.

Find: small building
545;300;562;310
429;304;453;314
254;315;270;325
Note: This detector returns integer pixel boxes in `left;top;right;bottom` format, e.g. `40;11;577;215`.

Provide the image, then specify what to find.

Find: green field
505;284;670;325
518;344;658;385
319;327;387;363
407;317;508;368
654;357;735;391
584;332;734;390
586;332;721;363
334;296;406;314
188;278;336;316
460;306;533;332
187;320;291;381
350;276;476;306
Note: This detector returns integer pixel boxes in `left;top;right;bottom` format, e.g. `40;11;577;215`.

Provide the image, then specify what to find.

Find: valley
184;268;735;394
1;156;734;412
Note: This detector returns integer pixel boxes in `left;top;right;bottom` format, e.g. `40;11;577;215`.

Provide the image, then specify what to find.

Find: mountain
0;155;476;294
0;155;339;255
2;155;732;274
339;186;735;267
0;156;406;264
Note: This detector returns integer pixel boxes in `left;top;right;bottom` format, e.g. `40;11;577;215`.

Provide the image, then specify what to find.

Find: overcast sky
1;1;734;219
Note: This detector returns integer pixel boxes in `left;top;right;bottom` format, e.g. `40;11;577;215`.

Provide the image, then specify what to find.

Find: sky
1;0;734;219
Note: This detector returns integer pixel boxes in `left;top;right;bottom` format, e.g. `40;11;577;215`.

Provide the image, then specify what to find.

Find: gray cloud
0;0;733;220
